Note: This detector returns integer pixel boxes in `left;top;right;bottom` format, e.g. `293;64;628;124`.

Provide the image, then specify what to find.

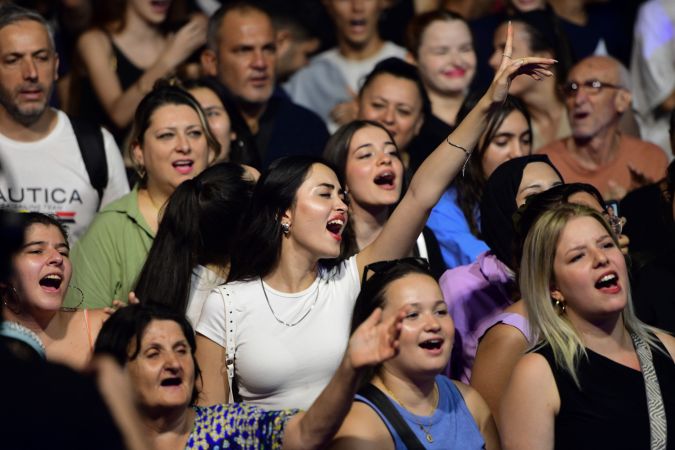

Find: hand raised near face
346;305;410;370
486;21;557;105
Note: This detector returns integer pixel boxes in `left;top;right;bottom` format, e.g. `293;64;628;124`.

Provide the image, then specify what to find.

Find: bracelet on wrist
446;137;473;176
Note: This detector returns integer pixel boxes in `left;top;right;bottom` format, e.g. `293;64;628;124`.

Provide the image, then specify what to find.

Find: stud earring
281;222;290;235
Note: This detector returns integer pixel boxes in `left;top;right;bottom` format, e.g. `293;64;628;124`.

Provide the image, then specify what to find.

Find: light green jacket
66;186;154;308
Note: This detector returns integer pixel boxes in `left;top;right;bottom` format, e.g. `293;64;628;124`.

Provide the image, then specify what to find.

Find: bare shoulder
452;380;490;420
329;401;394;450
513;352;554;379
481;322;528;350
77;28;111;51
655;332;675;360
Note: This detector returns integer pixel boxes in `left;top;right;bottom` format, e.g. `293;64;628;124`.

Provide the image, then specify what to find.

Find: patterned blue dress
186;403;298;449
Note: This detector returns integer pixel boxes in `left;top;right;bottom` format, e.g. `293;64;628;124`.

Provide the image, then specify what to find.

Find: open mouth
160;377;182;387
374;172;396;188
39;274;62;290
594;272;620;292
573;111;590;120
326;219;345;240
173;160;194;175
349;18;367;29
419;338;443;351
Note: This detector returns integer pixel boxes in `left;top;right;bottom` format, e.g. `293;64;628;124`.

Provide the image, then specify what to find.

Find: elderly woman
499;204;675;449
68;81;220;308
95;302;406;450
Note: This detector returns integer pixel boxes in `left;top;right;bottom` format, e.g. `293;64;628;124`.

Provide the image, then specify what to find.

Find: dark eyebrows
318;182;336;190
22;240;69;250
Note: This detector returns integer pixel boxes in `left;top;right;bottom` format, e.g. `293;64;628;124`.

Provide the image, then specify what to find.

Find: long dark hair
134;163;255;314
94;303;201;405
455;94;532;236
228;156;344;282
323;120;403;256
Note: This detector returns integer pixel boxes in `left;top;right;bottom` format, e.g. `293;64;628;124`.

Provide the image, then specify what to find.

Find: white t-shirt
187;265;225;326
196;256;361;411
0;110;129;242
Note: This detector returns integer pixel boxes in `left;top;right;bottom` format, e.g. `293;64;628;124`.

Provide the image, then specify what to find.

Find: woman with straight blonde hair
499;204;675;450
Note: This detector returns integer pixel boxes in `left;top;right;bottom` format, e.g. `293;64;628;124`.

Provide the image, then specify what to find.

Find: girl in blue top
329;259;500;450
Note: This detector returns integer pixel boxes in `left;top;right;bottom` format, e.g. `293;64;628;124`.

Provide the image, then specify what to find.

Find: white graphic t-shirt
0;110;129;242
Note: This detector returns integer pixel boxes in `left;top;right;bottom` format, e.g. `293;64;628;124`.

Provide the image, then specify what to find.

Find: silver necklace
260;277;320;327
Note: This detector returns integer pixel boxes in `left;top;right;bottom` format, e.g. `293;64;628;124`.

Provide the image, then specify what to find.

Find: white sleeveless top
196;256;360;410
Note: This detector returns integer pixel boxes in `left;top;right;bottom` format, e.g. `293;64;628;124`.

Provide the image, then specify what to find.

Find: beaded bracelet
446;137;473;176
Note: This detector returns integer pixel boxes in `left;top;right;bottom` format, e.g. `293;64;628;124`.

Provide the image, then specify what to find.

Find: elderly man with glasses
539;55;667;200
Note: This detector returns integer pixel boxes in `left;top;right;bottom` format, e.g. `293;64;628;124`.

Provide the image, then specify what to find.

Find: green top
65;186;154;309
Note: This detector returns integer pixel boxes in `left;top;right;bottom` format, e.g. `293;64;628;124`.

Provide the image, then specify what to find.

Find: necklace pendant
425;433;434;443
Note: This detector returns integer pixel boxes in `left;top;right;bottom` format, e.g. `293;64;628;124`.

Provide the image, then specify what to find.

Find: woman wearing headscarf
440;155;564;382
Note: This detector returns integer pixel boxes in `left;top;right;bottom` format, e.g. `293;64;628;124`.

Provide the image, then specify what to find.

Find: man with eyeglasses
539;55;667;200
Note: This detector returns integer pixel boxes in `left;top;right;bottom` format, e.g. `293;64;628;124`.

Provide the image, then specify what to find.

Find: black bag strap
70;117;108;210
357;384;426;450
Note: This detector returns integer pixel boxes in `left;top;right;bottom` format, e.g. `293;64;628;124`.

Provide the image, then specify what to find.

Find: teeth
599;274;616;283
328;219;344;226
44;274;62;280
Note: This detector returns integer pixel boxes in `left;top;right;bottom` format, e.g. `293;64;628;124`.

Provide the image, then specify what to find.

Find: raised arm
356;23;556;273
76;15;206;129
281;307;406;450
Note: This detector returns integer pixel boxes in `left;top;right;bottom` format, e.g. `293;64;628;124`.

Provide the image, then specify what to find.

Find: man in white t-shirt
0;4;128;242
284;0;407;131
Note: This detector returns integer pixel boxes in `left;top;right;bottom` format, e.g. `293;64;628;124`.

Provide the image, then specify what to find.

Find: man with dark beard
0;4;128;242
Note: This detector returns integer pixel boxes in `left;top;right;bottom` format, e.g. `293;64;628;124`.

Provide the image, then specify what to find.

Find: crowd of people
1;0;674;449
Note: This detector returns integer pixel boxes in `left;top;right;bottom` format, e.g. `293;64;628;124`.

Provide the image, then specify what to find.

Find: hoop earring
552;298;566;315
281;222;291;235
2;287;21;315
61;285;84;312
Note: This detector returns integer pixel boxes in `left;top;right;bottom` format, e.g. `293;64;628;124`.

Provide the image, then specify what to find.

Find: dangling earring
61;285;84;312
281;222;291;235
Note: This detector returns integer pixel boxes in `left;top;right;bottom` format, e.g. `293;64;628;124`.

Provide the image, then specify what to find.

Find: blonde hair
520;203;661;386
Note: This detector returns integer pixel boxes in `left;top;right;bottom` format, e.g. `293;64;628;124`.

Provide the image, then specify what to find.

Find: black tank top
536;339;675;450
76;36;143;147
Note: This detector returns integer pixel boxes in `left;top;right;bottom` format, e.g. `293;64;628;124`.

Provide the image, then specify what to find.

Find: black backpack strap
70;117;108;210
357;384;426;450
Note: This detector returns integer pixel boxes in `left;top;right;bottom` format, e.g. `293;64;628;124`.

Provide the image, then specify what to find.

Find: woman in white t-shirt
195;24;556;410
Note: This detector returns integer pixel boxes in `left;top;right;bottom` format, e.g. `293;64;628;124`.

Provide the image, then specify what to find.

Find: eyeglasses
562;79;623;98
360;257;431;288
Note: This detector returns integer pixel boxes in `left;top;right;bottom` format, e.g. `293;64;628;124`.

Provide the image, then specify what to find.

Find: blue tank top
355;375;486;449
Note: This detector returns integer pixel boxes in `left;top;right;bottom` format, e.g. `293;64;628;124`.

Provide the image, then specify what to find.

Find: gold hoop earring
552;298;566;315
61;285;84;312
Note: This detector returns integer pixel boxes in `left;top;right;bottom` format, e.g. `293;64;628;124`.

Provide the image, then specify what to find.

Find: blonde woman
499;204;675;450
